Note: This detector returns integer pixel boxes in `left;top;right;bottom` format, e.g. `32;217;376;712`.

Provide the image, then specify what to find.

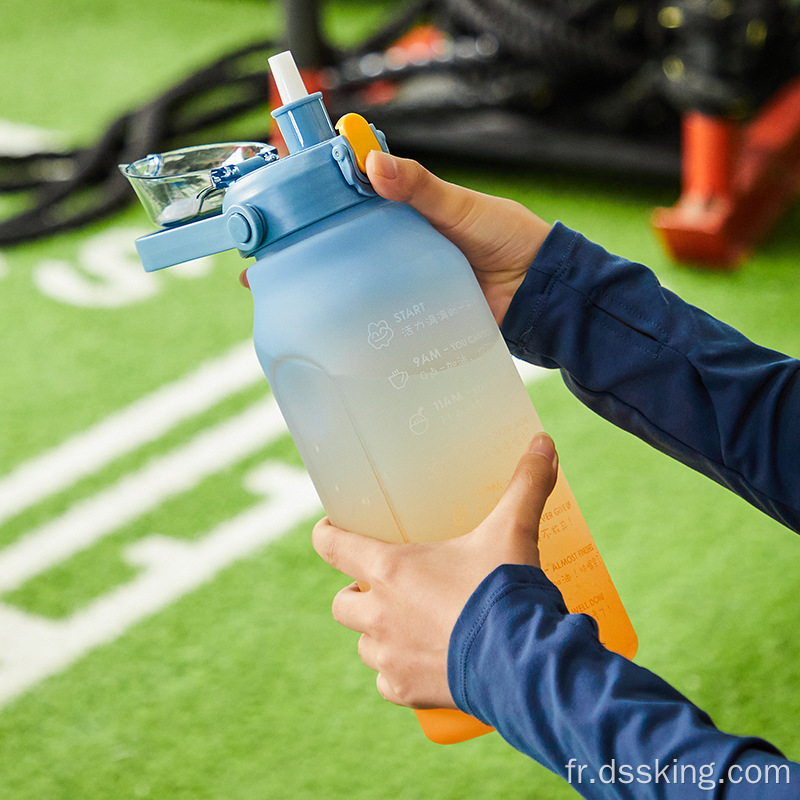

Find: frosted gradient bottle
124;50;637;746
246;195;637;744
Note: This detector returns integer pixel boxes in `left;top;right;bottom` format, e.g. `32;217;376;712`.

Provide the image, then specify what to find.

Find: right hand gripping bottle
124;51;637;745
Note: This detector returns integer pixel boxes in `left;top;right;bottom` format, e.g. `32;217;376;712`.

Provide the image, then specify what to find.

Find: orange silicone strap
414;708;495;745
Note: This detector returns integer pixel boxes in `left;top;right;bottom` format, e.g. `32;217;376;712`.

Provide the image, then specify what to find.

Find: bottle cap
127;50;388;271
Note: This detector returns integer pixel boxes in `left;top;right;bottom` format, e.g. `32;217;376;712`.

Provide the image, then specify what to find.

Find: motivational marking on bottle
408;408;429;435
393;302;426;322
445;329;493;352
419;354;468;380
542;541;604;596
538;500;575;543
367;320;394;349
395;299;477;338
413;349;441;366
388;369;409;389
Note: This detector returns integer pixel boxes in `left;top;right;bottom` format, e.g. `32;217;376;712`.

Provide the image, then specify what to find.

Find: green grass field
2;1;800;797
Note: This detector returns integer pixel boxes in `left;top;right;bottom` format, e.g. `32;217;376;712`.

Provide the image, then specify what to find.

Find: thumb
488;433;559;560
365;150;476;234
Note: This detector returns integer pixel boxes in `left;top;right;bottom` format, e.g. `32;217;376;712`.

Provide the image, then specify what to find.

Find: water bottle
121;50;637;745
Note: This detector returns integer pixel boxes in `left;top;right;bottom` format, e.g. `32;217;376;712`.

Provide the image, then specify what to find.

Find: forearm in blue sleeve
500;223;800;533
449;565;800;799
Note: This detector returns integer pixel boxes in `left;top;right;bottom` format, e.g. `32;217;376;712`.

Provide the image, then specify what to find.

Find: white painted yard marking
0;462;319;708
0;339;262;527
31;228;214;308
0;119;65;156
0;397;288;593
33;228;162;307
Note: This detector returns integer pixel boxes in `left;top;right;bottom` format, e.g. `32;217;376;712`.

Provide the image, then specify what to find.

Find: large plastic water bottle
122;50;637;745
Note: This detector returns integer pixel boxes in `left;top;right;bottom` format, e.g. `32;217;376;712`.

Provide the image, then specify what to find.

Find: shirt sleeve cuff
447;563;567;720
500;221;581;367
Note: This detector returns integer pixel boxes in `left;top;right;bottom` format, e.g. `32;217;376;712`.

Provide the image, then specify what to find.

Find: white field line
0;462;320;708
0;119;65;156
0;340;263;527
0;397;288;593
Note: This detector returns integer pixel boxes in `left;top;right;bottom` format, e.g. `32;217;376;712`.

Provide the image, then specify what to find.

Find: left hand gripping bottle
121;50;637;745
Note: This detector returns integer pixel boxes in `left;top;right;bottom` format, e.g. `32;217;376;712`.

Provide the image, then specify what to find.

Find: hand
312;433;559;710
366;150;552;326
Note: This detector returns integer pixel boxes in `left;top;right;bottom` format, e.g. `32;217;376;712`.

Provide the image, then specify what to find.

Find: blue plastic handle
135;214;235;272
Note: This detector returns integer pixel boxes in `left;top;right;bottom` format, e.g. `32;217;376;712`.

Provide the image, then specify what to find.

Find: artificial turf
1;1;798;797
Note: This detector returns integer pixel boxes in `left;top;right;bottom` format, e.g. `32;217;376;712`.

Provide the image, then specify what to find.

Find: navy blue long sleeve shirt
447;223;800;797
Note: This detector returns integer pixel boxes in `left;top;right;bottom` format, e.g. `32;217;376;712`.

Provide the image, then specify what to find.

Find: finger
491;433;559;541
366;150;480;236
331;583;369;633
365;151;551;307
376;672;402;706
357;633;380;673
312;517;396;582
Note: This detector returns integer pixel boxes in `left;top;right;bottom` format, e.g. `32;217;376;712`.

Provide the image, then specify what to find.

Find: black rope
0;39;276;246
2;0;798;247
440;0;643;81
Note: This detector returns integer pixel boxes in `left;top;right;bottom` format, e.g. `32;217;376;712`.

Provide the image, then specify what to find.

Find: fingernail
367;149;398;179
529;433;556;464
